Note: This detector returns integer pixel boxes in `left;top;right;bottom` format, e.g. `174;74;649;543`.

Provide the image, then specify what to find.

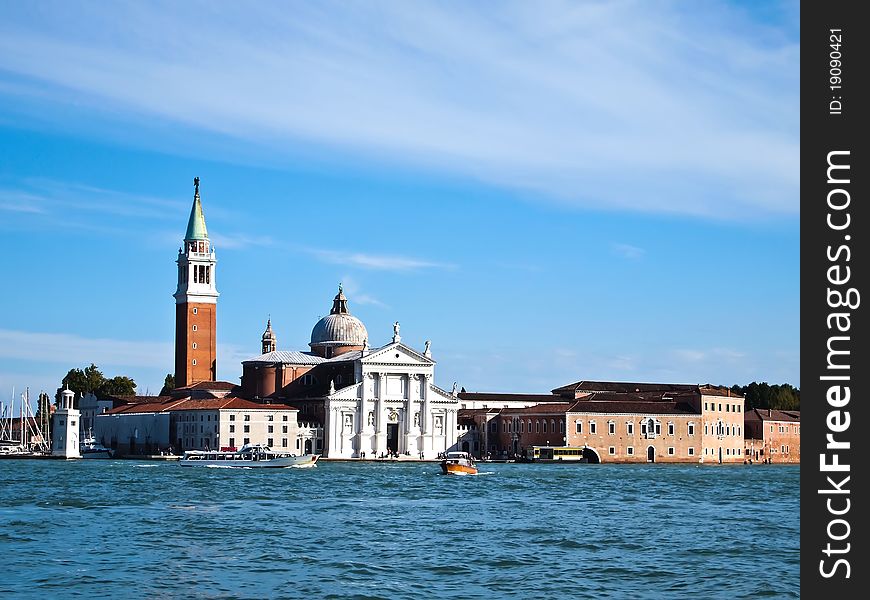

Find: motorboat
80;436;115;459
440;451;478;475
179;444;319;468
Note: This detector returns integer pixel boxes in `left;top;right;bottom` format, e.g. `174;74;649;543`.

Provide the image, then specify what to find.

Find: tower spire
185;177;209;241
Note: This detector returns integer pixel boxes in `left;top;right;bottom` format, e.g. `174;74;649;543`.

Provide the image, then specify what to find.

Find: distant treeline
730;382;800;411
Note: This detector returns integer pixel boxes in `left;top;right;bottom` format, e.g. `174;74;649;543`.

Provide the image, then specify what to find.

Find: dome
310;313;368;347
309;285;368;354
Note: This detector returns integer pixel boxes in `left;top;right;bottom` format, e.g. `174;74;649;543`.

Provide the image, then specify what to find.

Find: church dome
309;286;367;356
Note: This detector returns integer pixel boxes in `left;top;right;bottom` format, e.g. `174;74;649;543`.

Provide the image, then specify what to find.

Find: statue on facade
392;321;401;343
451;381;458;396
424;340;431;356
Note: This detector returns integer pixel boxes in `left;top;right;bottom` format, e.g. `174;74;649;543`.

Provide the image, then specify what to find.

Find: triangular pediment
360;342;435;366
328;381;362;400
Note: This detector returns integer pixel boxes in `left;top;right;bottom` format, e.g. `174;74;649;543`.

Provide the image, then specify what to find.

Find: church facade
241;288;460;458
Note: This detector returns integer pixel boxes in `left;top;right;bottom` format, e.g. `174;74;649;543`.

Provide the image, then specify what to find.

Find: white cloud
338;275;388;308
310;248;453;271
611;243;645;260
0;0;799;220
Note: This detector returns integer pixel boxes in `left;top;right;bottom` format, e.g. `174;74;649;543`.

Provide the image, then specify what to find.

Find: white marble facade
323;342;458;458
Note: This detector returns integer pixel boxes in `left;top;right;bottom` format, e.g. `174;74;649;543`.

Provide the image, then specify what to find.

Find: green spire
185;176;209;241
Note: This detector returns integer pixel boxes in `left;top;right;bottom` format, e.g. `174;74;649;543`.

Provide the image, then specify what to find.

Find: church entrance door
387;423;399;454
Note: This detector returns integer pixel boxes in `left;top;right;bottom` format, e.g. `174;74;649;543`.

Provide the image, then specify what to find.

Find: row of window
573;420;696;437
604;446;696;457
178;413;289;423
705;423;741;436
704;447;742;456
773;425;800;434
498;419;566;435
182;424;219;434
704;401;742;413
226;424;289;434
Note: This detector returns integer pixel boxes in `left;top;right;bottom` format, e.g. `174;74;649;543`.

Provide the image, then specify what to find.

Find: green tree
732;381;800;411
55;364;137;406
98;376;137;397
159;373;175;396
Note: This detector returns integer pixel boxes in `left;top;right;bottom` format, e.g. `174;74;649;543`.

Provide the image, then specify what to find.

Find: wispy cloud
310;248;454;272
0;179;186;225
0;328;172;368
339;275;388;308
0;1;799;220
673;348;746;364
611;243;645;260
0;195;46;214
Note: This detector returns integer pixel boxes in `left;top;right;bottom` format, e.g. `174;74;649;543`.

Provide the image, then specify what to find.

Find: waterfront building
96;383;299;455
174;177;218;387
459;381;746;463
240;287;460;459
743;408;800;463
51;386;80;458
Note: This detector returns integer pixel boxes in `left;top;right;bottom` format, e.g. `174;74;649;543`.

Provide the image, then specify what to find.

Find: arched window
542;420;548;434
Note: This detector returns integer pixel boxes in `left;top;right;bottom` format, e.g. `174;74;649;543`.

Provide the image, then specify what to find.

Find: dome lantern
310;285;368;358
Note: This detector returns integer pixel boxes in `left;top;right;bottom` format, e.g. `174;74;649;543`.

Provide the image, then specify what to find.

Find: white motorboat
179;444;319;468
80;436;115;459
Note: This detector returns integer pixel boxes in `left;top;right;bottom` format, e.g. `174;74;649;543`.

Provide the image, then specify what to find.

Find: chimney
768;408;772;417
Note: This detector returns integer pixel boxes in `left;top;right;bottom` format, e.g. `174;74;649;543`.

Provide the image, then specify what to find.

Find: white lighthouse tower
52;385;81;458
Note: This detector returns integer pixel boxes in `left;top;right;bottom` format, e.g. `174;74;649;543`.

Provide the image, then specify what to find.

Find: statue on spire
194;176;200;197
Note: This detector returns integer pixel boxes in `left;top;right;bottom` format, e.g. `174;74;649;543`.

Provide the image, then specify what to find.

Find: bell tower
261;318;277;354
174;177;219;386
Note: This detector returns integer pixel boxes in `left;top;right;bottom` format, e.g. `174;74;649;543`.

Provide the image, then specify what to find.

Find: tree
55;364;137;407
159;373;175;396
99;376;137;397
732;381;800;411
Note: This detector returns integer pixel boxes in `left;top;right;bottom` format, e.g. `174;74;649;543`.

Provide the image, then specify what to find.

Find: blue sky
0;1;799;405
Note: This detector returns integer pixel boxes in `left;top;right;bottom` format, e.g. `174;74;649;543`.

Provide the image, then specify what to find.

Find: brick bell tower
174;177;219;386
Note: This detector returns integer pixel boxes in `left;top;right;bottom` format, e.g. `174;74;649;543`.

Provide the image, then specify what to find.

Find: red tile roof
457;392;565;404
174;381;238;392
104;397;297;414
699;385;744;398
552;380;698;396
567;399;698;416
169;398;297;412
745;408;800;422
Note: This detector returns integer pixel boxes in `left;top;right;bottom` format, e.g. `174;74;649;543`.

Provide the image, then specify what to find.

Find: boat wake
134;464;159;468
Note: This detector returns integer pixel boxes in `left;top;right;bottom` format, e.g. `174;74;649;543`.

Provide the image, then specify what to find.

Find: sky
0;0;799;410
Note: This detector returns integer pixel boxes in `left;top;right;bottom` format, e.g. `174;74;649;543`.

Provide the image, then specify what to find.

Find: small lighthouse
52;385;81;458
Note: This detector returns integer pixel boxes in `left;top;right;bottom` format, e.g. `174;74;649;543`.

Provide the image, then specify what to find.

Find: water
0;460;799;599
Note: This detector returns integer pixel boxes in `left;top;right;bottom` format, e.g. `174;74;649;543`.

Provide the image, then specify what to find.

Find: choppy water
0;460;798;599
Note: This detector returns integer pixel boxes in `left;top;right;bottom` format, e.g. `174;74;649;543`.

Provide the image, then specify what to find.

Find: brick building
744;408;800;463
457;380;747;464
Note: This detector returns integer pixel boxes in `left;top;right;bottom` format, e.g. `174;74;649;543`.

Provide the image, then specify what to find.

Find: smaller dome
309;285;368;354
262;318;276;341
